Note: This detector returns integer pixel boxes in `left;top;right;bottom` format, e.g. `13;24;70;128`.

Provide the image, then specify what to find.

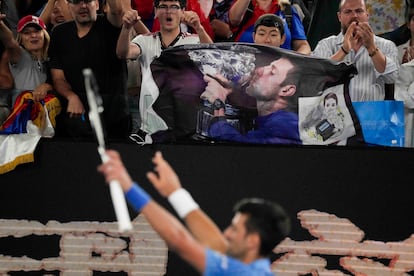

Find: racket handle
99;147;133;232
109;180;133;232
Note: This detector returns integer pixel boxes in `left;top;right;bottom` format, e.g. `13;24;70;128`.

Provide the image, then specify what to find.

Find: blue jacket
209;110;301;144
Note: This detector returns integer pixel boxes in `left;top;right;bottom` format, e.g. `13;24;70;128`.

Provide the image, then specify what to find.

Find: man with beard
98;149;290;275
200;56;302;144
312;0;399;102
48;0;148;139
116;0;213;143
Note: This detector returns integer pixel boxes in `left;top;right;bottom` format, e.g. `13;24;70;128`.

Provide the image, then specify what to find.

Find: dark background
0;139;413;275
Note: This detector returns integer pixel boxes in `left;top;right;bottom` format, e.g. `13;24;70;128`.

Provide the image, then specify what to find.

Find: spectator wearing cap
253;14;285;47
0;14;53;107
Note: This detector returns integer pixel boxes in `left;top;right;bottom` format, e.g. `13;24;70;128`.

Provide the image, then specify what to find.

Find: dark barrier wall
0;139;413;275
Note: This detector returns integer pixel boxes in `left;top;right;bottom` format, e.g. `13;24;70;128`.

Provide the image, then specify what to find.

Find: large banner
139;43;360;145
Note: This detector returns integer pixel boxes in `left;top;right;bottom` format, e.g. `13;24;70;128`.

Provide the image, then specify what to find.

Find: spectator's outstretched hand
182;11;201;31
147;151;182;198
122;9;140;30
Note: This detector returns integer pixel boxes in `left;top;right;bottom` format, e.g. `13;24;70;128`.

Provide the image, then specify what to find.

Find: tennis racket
83;68;133;232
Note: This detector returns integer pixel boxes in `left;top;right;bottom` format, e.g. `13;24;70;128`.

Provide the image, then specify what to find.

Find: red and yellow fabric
0;91;61;174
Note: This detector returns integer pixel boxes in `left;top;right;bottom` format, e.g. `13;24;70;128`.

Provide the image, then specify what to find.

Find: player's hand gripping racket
83;68;133;232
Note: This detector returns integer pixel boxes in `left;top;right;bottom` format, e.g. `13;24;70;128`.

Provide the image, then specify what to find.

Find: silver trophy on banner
188;48;257;140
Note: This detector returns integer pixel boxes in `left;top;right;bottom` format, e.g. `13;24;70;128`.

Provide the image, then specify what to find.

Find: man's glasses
68;0;94;4
157;4;181;13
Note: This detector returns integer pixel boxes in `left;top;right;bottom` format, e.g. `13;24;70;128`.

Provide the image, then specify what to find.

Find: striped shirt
312;33;399;102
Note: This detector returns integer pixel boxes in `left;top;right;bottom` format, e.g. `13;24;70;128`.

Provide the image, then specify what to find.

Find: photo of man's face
246;58;294;100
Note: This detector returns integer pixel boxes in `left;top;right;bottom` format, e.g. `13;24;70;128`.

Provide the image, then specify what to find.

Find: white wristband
168;188;199;219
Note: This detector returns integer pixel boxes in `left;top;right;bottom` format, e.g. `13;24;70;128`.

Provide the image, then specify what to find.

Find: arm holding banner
292;39;311;55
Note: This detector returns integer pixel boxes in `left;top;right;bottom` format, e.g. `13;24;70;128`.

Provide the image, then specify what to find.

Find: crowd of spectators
0;0;413;146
